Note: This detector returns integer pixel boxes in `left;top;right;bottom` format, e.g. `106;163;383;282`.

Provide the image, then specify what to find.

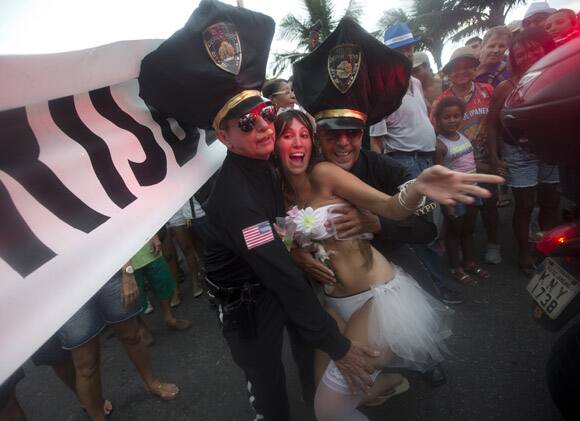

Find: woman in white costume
274;110;503;420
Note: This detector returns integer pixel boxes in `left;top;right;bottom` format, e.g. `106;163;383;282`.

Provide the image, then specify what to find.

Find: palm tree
412;0;478;69
375;0;525;70
375;8;411;37
271;0;363;76
375;4;457;70
444;0;527;41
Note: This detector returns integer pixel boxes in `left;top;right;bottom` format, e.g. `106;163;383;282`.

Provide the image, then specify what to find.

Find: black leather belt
205;277;263;305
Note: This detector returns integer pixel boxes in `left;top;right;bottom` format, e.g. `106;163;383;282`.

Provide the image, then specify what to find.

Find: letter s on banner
0;41;227;383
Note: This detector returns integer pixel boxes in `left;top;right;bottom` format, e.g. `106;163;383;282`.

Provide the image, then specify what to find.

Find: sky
1;0;579;76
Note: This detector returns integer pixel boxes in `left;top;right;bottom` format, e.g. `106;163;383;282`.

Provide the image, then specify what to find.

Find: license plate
527;257;580;319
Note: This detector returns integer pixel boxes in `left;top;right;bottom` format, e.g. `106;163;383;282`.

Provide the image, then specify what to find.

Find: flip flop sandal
146;382;180;401
81;399;113;417
451;270;478;286
103;400;113;417
464;265;490;279
166;319;191;331
364;378;410;407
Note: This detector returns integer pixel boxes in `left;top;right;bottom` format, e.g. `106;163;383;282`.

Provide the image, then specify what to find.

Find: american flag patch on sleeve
242;221;274;250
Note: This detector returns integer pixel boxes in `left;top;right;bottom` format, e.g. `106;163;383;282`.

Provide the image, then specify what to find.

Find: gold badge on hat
203;22;242;75
328;44;362;94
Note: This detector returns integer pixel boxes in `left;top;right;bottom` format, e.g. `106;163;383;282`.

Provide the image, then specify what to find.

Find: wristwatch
123;265;134;275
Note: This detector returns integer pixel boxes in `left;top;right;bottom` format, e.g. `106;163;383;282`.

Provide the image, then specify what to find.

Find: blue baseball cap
383;22;420;49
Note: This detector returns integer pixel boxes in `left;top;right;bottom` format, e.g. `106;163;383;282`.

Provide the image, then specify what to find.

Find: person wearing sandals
58;269;179;421
131;235;192;344
433;97;491;285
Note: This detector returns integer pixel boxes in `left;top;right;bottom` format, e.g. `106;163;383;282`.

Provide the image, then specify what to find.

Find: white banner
0;41;226;382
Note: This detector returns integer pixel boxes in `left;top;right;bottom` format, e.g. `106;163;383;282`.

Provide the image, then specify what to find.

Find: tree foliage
374;0;526;70
271;0;362;76
443;0;527;41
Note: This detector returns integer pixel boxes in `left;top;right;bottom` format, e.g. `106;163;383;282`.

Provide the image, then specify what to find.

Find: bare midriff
308;198;395;298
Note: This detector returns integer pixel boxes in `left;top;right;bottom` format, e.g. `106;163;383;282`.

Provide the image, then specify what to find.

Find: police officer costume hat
138;0;275;131
292;17;411;130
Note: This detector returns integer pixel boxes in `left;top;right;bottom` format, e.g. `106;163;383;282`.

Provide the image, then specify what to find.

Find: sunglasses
238;103;277;132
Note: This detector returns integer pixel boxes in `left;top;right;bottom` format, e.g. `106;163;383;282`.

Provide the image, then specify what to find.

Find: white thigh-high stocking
314;381;369;421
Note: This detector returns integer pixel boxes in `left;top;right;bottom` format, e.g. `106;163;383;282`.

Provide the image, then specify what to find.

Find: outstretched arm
310;162;503;220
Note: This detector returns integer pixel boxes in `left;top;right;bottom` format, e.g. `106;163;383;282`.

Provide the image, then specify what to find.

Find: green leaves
272;0;362;76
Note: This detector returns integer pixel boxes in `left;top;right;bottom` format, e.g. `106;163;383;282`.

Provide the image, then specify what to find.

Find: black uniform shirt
205;151;350;360
350;149;437;247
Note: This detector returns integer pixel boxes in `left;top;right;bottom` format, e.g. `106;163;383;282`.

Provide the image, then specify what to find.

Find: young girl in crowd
432;46;501;266
434;97;488;285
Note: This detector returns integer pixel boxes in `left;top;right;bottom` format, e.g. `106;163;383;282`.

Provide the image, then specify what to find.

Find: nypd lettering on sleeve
242;221;274;250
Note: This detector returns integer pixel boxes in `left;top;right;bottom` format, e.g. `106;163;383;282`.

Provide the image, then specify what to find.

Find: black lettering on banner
0;182;56;277
0;107;110;275
89;87;167;186
148;108;199;166
49;96;137;208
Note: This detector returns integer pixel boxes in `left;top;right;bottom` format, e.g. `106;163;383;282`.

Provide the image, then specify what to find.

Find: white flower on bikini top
285;206;328;245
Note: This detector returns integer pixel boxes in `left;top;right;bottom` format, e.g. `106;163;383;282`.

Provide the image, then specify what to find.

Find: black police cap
138;0;275;130
293;17;411;130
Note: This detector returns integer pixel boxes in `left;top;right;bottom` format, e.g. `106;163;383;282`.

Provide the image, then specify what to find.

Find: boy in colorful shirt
431;47;501;265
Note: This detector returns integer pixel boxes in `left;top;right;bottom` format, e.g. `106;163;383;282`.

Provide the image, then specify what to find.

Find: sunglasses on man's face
238;104;277;132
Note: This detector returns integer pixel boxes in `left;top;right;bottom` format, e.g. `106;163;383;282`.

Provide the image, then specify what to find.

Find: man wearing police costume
291;17;453;391
138;1;378;419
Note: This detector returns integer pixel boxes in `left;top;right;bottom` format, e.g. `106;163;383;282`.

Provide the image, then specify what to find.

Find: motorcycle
501;35;580;421
527;218;580;332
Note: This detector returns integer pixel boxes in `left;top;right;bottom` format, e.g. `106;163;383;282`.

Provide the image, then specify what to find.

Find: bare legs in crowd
162;223;204;304
71;318;178;421
57;272;179;421
0;335;108;421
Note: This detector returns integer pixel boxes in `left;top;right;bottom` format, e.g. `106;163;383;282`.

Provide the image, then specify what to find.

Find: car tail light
537;224;579;255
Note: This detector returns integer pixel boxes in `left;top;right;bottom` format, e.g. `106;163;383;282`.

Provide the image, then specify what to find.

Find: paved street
16;204;566;421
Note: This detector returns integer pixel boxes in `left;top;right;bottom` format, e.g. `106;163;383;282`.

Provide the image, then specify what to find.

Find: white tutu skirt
325;265;452;373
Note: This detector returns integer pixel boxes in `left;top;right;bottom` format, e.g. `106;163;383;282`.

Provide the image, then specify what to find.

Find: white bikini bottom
322;266;453;395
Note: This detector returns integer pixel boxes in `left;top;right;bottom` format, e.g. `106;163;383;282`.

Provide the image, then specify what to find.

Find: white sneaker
144;299;154;315
485;243;502;264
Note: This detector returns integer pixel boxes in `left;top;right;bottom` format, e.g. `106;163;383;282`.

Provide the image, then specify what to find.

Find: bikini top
285;203;373;246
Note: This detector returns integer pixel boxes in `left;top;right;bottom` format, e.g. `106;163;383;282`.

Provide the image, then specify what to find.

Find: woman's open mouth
289;152;305;165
